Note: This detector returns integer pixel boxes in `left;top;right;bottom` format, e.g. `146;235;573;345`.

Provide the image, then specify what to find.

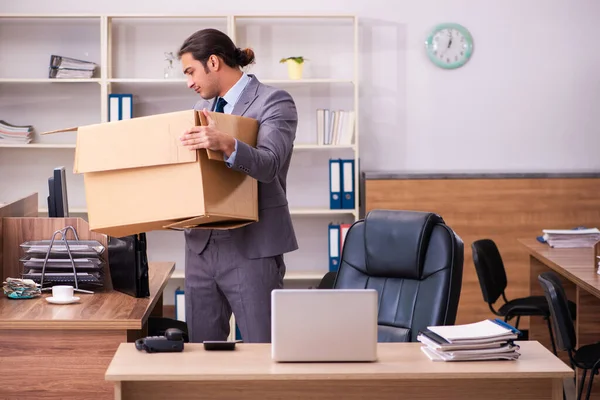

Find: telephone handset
135;328;185;353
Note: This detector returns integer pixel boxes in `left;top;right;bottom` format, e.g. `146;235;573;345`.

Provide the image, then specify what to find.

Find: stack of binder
418;319;521;362
329;158;355;210
49;55;97;79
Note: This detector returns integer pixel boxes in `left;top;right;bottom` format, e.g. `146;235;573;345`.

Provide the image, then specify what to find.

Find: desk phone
135;328;185;353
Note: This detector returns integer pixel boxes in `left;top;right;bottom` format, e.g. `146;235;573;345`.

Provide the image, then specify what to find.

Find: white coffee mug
52;285;74;300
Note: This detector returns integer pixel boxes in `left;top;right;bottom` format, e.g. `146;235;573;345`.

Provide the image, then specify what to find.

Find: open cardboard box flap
42;109;259;171
75;111;198;173
198;110;259;161
163;214;254;231
42;110;197;173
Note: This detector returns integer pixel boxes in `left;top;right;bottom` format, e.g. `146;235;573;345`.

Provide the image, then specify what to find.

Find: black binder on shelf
108;233;150;298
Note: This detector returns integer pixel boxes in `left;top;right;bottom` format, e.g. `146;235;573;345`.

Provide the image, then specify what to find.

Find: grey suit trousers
184;230;286;343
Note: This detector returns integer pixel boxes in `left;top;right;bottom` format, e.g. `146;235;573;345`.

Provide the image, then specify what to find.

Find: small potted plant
279;56;307;80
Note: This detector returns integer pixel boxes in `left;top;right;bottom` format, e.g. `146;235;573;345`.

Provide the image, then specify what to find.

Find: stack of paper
542;228;600;248
418;319;521;361
0;120;33;144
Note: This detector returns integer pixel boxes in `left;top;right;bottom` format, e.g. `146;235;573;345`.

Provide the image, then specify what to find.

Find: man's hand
180;109;236;156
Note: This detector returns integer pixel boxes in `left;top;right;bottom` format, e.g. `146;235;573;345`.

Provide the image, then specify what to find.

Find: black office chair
325;209;464;342
317;271;337;289
471;238;576;355
538;272;600;400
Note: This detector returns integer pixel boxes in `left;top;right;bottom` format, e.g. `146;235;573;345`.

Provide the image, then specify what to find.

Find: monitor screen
48;166;69;218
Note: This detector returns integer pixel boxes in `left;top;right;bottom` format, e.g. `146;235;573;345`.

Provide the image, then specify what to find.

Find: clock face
425;23;473;69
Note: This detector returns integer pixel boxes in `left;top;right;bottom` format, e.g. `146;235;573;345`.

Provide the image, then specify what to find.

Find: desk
105;341;571;400
0;261;174;400
520;239;600;397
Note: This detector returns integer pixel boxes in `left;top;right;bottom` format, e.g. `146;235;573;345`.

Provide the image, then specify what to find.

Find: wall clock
425;23;473;69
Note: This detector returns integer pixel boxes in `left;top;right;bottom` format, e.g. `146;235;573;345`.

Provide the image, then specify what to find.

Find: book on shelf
418;319;522;362
0;120;33;144
49;55;98;79
317;109;355;145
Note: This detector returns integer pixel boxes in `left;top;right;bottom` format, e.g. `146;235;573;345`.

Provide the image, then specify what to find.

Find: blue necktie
214;97;227;113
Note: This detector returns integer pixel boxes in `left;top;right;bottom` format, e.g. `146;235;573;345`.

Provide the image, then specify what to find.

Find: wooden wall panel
364;177;600;326
0;193;38;278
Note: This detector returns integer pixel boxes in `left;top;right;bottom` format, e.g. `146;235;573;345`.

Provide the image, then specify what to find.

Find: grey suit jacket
184;74;299;259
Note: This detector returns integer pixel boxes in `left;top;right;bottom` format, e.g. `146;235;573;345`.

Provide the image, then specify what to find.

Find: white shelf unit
0;15;359;335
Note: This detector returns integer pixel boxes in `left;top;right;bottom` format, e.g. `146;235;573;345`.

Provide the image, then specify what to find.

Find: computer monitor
47;166;69;218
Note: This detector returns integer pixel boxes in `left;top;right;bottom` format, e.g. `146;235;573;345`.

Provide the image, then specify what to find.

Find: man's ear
208;55;220;71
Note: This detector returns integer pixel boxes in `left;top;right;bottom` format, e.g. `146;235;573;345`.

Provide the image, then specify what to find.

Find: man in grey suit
177;28;298;343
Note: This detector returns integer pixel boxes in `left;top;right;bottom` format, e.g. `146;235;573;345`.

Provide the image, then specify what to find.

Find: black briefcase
108;233;150;298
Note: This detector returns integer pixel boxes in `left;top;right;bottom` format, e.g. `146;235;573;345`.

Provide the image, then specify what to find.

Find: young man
177;28;298;343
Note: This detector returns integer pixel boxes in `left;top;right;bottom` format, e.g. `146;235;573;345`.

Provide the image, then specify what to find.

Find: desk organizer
19;225;106;294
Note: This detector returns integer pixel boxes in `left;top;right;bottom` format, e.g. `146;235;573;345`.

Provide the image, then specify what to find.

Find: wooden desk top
105;341;572;382
0;261;174;330
519;238;600;298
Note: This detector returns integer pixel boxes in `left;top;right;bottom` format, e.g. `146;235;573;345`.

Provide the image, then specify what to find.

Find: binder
108;95;120;122
108;94;133;122
340;223;351;253
121;95;132;119
329;159;342;209
328;223;340;272
341;159;355;209
175;287;186;322
490;318;522;336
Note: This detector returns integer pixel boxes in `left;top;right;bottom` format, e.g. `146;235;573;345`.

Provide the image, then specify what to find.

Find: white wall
4;0;600;172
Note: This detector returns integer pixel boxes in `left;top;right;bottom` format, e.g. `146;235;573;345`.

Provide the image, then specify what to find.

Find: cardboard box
44;110;259;237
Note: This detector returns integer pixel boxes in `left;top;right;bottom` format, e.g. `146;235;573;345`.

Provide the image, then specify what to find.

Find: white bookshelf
0;14;359;330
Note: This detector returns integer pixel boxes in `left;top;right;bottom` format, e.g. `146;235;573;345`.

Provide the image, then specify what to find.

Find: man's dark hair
178;28;255;72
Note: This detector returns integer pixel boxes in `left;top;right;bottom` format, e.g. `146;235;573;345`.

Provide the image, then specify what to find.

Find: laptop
271;289;378;362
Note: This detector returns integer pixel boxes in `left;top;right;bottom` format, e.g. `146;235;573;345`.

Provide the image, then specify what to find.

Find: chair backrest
333;209;464;342
471;239;508;304
537;272;576;352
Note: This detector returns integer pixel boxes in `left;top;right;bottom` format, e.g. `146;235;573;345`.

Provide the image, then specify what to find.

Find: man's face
181;53;219;99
